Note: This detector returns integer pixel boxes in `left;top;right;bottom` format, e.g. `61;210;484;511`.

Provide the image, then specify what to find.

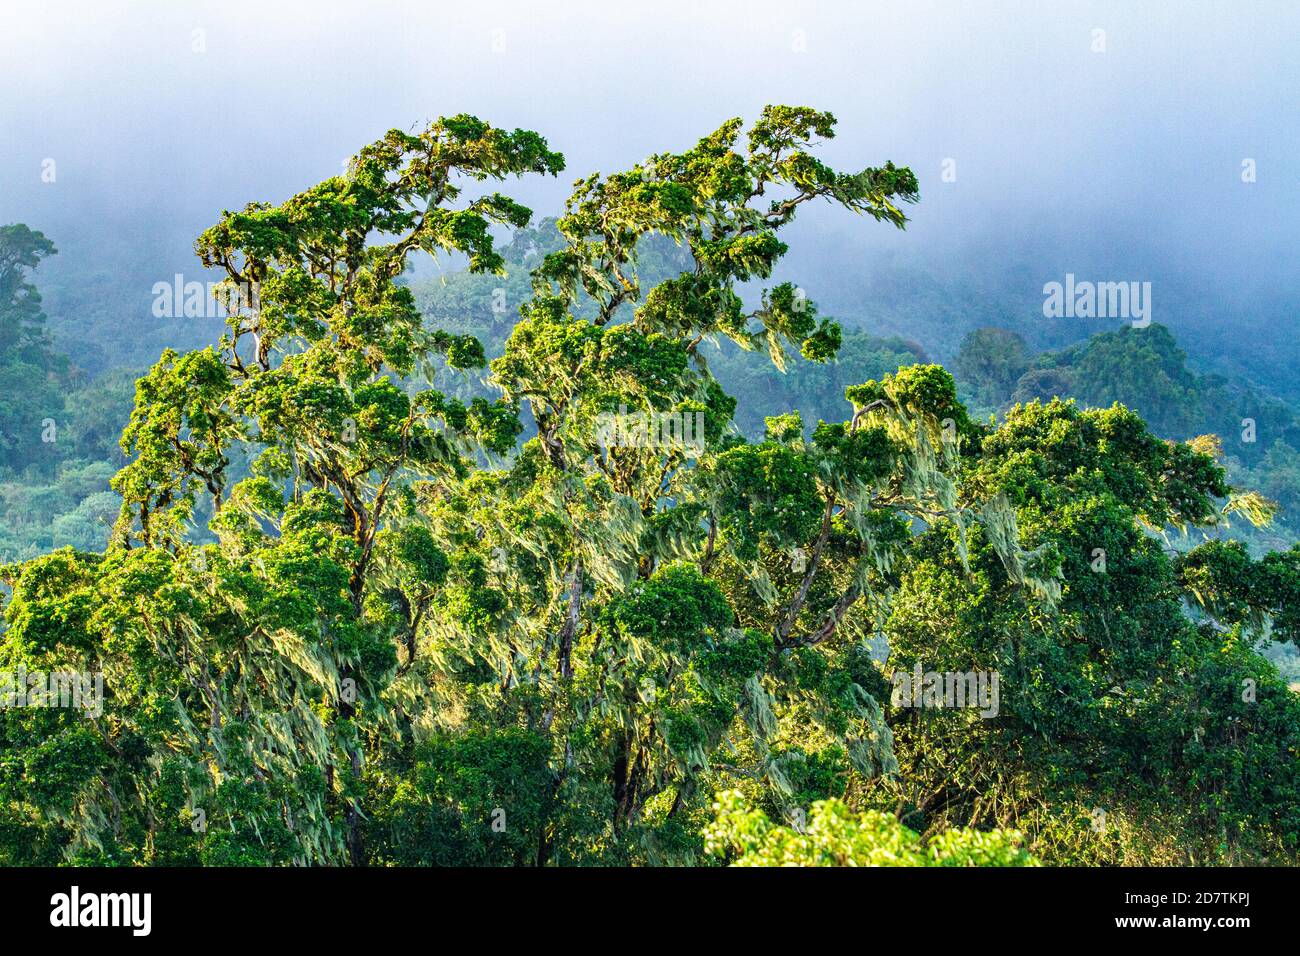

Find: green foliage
0;224;67;478
1177;540;1300;645
954;328;1031;412
368;728;553;866
884;396;1300;863
3;109;1299;871
956;322;1300;539
705;790;1036;866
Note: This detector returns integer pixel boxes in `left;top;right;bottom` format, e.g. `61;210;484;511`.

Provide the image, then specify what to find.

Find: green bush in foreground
705;790;1037;866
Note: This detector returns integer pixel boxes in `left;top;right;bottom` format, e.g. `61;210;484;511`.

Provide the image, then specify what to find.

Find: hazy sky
2;0;1297;366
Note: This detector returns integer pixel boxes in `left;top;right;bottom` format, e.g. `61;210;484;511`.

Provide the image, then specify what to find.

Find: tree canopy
2;107;1298;868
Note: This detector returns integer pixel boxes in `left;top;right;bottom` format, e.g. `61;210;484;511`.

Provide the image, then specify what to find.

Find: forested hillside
0;226;134;562
3;108;1299;867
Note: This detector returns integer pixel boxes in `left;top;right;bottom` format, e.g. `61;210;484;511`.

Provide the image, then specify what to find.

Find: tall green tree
883;399;1300;862
3;115;563;865
0;225;66;476
413;106;1056;862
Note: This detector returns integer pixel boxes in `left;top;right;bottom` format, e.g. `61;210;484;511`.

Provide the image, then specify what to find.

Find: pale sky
2;0;1296;368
